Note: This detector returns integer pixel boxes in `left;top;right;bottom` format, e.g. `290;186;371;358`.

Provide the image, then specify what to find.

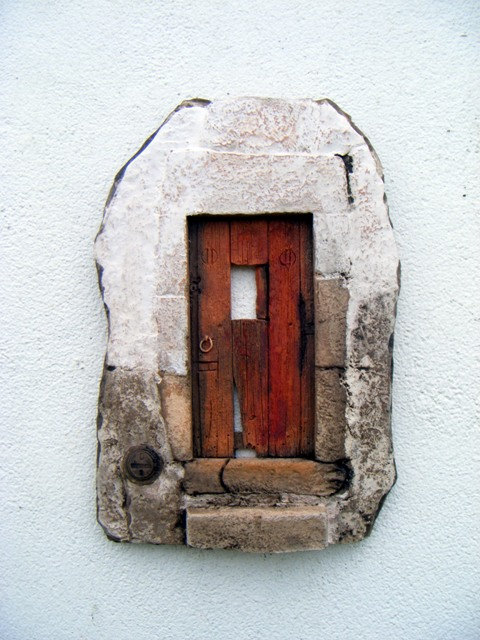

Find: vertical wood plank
191;219;234;457
255;266;268;320
232;319;269;456
189;220;202;457
299;219;315;455
268;219;302;456
230;219;268;265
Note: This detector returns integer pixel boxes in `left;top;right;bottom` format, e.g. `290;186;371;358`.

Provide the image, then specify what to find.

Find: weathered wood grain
191;219;234;457
232;319;269;455
299;219;315;455
191;216;314;459
268;219;302;456
230;219;268;265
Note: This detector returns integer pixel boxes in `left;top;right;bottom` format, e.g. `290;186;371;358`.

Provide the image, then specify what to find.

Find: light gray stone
186;506;328;553
96;366;181;542
315;368;347;462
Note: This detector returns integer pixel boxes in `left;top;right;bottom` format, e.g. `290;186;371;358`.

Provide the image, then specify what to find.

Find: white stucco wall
1;1;479;638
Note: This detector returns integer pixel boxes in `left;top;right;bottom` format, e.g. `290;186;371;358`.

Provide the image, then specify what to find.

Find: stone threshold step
186;505;328;552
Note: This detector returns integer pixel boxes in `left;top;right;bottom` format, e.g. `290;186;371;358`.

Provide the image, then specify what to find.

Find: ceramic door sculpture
95;98;400;551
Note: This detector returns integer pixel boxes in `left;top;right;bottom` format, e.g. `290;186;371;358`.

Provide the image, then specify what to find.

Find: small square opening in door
188;215;314;458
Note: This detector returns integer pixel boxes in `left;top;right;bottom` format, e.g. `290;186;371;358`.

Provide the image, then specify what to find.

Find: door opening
189;215;314;458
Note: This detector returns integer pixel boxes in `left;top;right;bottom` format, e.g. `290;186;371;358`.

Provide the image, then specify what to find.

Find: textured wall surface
1;1;479;638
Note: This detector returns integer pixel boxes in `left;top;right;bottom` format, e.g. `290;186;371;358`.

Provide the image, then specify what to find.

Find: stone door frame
95;97;399;551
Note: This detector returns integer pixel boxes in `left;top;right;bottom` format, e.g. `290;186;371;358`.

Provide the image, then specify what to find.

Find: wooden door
189;216;314;458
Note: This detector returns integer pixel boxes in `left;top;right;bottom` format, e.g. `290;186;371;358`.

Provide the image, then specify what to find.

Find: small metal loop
199;335;213;353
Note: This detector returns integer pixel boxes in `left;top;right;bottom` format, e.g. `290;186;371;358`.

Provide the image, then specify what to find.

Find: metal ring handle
199;335;213;353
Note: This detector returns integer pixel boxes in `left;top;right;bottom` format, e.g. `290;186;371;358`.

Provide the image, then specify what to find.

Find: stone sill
183;457;347;497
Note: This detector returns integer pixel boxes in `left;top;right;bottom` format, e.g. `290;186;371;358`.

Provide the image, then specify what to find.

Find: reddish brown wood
232;319;269;455
230;219;268;265
189;221;202;457
255;266;268;320
298;219;315;455
268;219;302;456
190;215;314;459
190;219;234;457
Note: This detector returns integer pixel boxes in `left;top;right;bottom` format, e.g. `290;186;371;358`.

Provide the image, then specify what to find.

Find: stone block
315;277;349;367
158;373;192;461
186;506;328;552
127;472;184;544
315;368;347;461
156;296;189;375
350;292;396;368
222;458;345;496
183;458;227;494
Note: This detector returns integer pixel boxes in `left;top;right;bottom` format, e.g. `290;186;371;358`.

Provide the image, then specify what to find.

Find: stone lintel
186;506;328;552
